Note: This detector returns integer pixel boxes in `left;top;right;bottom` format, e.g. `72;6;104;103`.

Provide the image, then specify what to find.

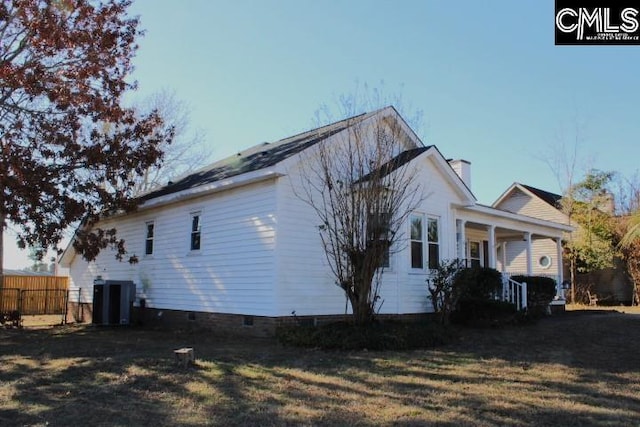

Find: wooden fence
0;275;69;317
1;275;69;291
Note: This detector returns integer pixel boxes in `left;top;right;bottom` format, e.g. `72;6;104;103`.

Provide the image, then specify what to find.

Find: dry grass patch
1;311;640;426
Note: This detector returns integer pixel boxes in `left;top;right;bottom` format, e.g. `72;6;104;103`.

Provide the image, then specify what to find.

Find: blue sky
4;0;639;268
126;0;638;200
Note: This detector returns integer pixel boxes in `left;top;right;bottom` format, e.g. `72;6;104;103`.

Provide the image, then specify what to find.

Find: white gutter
139;169;284;211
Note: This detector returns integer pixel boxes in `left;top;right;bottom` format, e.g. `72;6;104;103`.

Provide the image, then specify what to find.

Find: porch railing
502;272;566;301
502;275;527;311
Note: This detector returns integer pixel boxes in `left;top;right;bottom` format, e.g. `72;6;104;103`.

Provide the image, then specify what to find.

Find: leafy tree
614;175;640;305
615;216;640;305
562;170;617;288
26;245;49;273
0;0;173;275
620;213;640;249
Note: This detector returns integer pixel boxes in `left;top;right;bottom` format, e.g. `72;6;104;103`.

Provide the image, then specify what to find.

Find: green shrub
511;275;556;317
447;267;515;326
276;320;455;350
454;267;503;301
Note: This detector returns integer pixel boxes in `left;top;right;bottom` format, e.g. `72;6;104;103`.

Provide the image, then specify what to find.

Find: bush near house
455;267;503;300
511;275;556;317
449;267;517;326
427;259;466;325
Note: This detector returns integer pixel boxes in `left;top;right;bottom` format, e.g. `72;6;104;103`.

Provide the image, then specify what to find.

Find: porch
455;204;573;307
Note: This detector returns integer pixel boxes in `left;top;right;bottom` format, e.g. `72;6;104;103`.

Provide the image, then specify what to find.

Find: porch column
501;242;507;273
556;238;565;299
487;225;496;269
456;219;466;261
525;232;533;275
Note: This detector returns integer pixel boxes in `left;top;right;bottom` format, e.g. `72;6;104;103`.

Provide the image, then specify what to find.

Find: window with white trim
427;217;440;269
145;221;154;255
190;213;201;251
539;255;552;269
410;215;423;269
468;241;481;268
410;214;440;270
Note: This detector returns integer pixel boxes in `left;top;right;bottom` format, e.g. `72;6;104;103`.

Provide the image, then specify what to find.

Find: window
468;241;481;268
410;215;423;269
190;213;201;251
368;212;390;268
427;218;440;269
410;214;440;270
539;255;552;269
145;222;154;255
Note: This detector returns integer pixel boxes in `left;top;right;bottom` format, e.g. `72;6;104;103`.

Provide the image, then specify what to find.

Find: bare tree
314;80;424;135
131;89;209;195
296;108;424;324
543;120;591;302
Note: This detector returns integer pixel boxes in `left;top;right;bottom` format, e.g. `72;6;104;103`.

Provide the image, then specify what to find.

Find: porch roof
456;203;573;238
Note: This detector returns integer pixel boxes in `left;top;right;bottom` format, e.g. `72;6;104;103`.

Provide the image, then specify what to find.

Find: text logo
555;1;640;45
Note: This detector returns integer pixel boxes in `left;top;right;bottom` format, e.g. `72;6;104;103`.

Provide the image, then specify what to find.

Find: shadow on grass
1;312;639;426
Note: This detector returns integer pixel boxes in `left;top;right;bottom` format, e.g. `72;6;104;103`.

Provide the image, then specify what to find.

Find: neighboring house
60;107;572;334
493;184;568;281
493;183;631;304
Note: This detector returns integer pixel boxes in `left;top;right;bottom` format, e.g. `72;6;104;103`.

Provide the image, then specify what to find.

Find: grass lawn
1;309;640;426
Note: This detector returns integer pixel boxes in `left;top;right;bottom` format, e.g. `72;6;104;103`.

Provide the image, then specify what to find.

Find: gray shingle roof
142;110;379;201
521;184;562;208
355;147;431;183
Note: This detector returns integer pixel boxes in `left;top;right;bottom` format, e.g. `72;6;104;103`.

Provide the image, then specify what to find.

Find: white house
494;183;631;304
60;107;572;334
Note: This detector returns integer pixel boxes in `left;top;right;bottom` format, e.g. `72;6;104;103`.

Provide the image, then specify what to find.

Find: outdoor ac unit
92;280;136;325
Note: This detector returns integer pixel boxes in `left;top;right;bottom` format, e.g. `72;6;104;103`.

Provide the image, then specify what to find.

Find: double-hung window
410;213;440;270
410;215;424;269
145;221;154;255
368;212;390;268
468;241;481;268
190;212;201;251
427;217;440;269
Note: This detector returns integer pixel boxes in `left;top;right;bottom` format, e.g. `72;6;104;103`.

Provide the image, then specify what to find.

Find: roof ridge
140;108;394;201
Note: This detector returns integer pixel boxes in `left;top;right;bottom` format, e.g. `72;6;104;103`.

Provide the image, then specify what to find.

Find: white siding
396;156;460;314
273;152;463;316
494;187;566;279
497;238;559;277
497;188;568;224
273;163;349;317
68;180;278;316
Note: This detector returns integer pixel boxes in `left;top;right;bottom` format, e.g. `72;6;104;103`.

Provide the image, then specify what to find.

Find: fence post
521;282;528;311
77;288;82;322
62;290;69;325
18;290;24;327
